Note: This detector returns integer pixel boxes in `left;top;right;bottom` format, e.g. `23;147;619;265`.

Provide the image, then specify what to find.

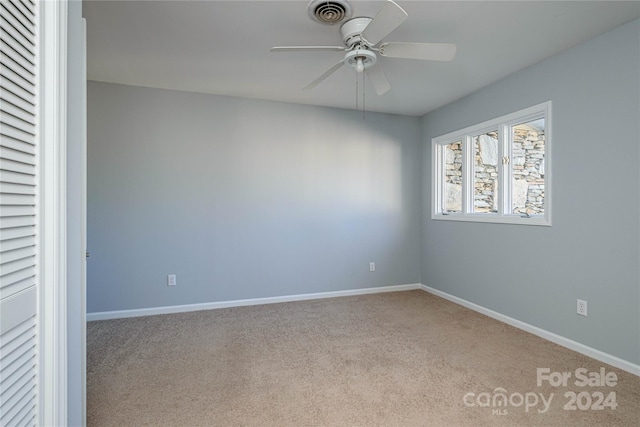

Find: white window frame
432;101;552;226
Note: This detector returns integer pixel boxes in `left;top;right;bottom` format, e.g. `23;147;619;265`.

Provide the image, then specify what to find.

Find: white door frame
40;0;68;425
80;17;88;425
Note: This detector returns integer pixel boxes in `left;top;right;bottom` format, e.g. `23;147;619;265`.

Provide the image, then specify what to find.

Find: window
432;102;551;226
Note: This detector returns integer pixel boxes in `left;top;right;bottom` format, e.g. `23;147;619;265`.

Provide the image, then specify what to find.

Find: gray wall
421;19;640;365
87;83;422;313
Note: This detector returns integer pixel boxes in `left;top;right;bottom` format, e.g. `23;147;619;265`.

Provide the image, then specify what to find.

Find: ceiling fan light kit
345;49;376;72
275;0;457;98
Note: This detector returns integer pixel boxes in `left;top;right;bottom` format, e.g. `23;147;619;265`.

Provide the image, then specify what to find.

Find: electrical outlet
167;274;177;286
577;299;587;316
369;262;376;272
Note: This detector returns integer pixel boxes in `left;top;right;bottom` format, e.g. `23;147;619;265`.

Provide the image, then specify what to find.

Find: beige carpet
87;290;639;426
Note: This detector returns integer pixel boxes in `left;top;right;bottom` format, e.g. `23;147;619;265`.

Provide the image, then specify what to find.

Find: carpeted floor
87;290;639;426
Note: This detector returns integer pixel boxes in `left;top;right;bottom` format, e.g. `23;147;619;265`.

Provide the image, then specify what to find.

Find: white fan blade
365;64;391;96
378;42;457;61
270;46;346;52
303;59;345;91
361;0;408;46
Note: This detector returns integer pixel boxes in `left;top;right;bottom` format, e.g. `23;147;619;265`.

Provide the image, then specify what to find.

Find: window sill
431;213;551;226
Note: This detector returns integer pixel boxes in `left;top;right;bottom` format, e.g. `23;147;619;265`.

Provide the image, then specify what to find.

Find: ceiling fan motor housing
340;17;373;47
307;0;353;25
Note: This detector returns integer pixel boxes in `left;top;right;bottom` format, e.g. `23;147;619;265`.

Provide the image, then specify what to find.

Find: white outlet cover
577;299;587;316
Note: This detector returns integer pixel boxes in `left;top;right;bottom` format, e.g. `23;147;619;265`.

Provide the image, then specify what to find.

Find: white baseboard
420;284;640;377
86;283;421;322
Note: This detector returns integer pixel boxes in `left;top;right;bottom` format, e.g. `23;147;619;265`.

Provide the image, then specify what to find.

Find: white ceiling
83;0;640;116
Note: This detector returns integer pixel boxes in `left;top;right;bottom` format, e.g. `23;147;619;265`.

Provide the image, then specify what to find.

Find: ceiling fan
270;0;457;96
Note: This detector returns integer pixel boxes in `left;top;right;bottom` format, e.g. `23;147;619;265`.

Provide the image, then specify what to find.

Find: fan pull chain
362;69;366;120
355;71;359;112
355;68;366;119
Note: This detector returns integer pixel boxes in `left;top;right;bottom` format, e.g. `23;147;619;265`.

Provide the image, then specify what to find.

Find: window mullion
507;123;515;216
499;124;508;216
462;135;472;214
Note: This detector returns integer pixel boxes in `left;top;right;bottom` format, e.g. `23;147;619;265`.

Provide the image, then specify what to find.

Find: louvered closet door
0;0;39;426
